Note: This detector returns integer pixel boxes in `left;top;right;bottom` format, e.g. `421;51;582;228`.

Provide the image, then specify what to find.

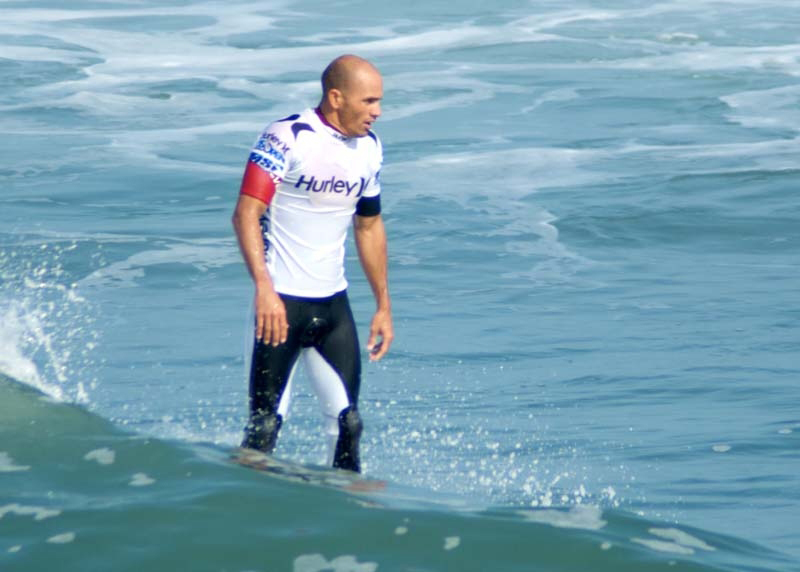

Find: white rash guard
243;107;383;298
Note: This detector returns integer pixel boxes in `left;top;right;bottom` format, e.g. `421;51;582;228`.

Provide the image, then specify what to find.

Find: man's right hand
254;287;288;346
232;194;286;346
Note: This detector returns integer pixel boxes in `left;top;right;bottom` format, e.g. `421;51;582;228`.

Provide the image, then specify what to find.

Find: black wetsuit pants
241;290;363;472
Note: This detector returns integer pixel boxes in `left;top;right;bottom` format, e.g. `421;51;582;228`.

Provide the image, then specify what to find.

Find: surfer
232;55;393;473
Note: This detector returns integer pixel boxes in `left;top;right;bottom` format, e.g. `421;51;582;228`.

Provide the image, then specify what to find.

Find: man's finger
371;344;388;361
255;314;264;341
268;312;280;346
369;340;382;358
377;334;393;360
369;341;384;361
278;313;288;344
366;331;377;352
263;307;276;344
369;328;392;361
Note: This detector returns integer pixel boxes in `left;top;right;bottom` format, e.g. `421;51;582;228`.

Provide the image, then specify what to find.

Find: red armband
239;162;277;205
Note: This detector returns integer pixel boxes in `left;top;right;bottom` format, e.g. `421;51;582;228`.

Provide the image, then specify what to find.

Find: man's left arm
354;213;393;362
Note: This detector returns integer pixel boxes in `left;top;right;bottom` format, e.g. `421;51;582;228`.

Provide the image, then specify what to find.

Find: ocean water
1;1;798;571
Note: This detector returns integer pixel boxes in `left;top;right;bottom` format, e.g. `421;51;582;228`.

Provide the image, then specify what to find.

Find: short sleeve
240;123;294;204
355;134;382;216
248;125;292;183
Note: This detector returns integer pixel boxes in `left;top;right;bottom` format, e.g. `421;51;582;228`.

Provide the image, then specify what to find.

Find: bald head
318;55;383;137
321;54;380;95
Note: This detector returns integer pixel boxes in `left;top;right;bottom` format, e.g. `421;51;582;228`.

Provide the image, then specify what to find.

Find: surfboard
231;447;387;494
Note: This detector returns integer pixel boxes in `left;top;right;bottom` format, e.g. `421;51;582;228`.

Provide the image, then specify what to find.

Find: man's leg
241;300;304;452
312;291;363;472
302;348;352;465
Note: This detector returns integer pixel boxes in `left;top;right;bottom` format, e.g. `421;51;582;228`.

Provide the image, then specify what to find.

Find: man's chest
279;137;376;205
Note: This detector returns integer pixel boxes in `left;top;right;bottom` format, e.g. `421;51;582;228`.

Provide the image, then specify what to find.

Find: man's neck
315;106;346;136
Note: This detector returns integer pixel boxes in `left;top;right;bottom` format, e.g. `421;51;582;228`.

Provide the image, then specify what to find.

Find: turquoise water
1;1;799;570
1;374;793;572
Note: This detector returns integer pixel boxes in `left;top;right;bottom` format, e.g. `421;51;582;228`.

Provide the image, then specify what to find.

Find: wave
1;373;794;572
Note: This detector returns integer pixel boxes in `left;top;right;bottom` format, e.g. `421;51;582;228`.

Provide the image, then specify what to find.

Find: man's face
336;69;383;137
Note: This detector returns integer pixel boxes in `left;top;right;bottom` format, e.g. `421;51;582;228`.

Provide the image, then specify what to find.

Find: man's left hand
366;308;393;362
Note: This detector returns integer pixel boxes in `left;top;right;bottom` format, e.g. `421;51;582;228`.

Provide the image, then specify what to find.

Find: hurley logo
294;174;370;196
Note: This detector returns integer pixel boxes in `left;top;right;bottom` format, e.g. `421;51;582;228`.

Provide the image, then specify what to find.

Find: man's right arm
232;165;288;346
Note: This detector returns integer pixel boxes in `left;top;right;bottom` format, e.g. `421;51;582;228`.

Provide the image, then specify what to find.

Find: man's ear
327;88;344;110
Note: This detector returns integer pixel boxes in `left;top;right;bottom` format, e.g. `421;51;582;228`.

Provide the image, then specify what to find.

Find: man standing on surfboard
232;55;393;473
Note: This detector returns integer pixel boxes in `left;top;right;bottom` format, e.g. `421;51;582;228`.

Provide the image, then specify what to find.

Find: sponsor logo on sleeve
249;132;289;178
256;132;290;155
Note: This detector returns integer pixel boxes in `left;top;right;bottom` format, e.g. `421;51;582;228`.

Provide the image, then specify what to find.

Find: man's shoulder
263;109;317;142
361;130;382;163
365;129;382;150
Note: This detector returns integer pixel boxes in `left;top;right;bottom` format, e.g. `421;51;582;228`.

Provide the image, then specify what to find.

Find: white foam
712;444;731;453
658;32;701;44
443;536;461;551
0;452;31;473
5;0;796;190
388;146;598;284
373;37;800;80
394;526;408;535
129;473;156;487
614;137;800;175
519;505;607;530
385;68;526;121
0;304;60;400
0;45;89;65
0;241;96;404
79;239;238;288
522;88;581;114
0;503;61;521
649;528;715;552
632;537;695;555
511;9;620;35
46;532;76;544
0;2;567;113
8;545;22;553
84;448;116;465
590;44;800;77
293;554;378;572
391;146;605;203
722;85;800;132
4;0;799;119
